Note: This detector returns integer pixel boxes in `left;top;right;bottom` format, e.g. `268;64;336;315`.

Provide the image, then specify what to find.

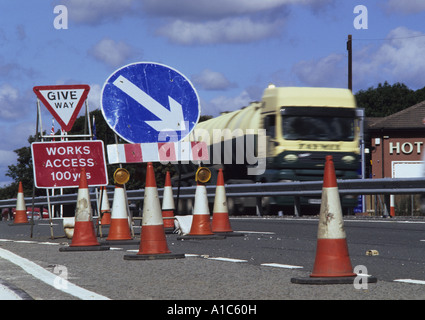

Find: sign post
31;84;102;239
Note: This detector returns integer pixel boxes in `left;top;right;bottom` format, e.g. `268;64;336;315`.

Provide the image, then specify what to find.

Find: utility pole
347;34;352;91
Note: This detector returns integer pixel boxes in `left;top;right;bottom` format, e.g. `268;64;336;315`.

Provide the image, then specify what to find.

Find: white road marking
261;263;303;269
0;283;24;300
0;247;110;300
37;242;59;246
14;240;37;244
207;257;247;263
394;279;425;285
235;231;275;235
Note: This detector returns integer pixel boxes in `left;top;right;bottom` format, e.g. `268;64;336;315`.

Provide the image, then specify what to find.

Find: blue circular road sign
101;62;200;143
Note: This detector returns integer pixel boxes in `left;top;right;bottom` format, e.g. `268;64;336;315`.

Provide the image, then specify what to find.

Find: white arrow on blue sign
100;62;200;144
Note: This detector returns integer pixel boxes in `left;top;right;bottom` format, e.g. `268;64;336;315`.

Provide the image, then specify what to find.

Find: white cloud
143;0;333;19
0;150;16;166
202;90;252;116
88;38;137;68
0;84;22;120
157;17;283;45
60;0;138;25
192;69;237;91
57;0;334;45
385;0;425;14
355;27;425;89
292;27;425;90
292;53;346;88
0;121;34;163
0;57;36;80
59;0;334;26
87;83;102;110
150;0;333;45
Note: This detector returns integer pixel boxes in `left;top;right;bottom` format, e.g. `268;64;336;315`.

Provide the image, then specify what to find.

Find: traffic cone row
291;155;377;284
56;165;238;252
15;157;378;286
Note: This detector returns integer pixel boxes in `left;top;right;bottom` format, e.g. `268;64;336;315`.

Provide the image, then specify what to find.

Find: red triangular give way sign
33;84;90;132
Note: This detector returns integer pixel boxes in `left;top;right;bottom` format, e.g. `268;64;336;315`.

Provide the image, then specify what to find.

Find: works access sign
31;140;108;188
33;85;90;132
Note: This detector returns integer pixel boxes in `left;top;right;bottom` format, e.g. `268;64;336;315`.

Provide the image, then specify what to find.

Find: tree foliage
355;81;425;117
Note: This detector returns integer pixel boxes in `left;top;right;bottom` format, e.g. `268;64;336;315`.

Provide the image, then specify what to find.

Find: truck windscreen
282;115;355;141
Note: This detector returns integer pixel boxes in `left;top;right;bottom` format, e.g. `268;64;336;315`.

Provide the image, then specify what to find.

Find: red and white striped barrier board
107;141;209;164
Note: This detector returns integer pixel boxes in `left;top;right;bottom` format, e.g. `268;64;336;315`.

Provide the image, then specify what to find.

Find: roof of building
367;100;425;130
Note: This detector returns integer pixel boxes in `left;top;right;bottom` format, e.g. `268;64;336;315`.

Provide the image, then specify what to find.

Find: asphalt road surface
0;216;424;305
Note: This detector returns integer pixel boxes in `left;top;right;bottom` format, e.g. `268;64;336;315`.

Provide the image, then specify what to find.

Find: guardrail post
383;194;390;217
256;197;263;216
294;196;300;217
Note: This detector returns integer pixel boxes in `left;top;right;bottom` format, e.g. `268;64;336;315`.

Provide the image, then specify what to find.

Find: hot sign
31;140;108;188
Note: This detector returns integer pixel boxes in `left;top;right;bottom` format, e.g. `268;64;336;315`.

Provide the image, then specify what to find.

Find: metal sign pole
30;100;41;238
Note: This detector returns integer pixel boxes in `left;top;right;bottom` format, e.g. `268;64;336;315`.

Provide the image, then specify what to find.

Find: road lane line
261;263;303;269
394;279;425;285
235;231;275;235
207;257;248;263
0;247;110;300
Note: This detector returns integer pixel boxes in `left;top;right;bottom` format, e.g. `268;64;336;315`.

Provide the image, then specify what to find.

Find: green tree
355;82;419;117
4;135;44;197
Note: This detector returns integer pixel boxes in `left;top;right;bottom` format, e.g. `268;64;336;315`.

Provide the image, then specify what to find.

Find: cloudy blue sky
0;0;425;186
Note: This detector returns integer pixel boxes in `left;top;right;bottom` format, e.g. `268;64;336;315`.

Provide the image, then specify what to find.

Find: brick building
367;100;425;179
366;100;425;216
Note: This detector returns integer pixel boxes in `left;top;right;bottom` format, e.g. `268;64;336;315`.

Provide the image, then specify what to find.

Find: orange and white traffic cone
124;162;184;260
106;184;132;241
291;156;376;284
162;171;175;234
13;182;29;224
100;187;111;225
211;169;242;237
177;180;225;240
60;168;109;252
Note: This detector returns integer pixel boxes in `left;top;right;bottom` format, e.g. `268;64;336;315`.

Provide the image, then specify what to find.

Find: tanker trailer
177;85;361;215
